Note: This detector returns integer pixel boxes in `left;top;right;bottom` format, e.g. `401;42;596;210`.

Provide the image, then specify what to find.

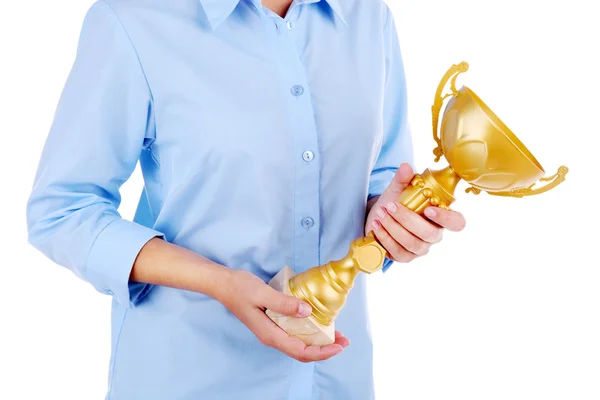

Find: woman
26;0;465;398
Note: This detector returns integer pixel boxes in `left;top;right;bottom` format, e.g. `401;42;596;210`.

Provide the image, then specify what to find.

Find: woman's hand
216;269;350;363
365;163;466;263
130;239;349;363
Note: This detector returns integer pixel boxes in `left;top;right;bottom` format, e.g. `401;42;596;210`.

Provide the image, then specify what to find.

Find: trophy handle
487;166;569;198
465;187;482;195
432;61;469;162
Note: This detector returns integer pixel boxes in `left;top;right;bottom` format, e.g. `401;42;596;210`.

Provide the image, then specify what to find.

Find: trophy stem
288;235;387;326
398;166;461;214
286;166;461;326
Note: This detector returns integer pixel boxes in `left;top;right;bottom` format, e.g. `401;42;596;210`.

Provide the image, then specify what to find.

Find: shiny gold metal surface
286;62;569;327
403;61;570;212
288;235;386;325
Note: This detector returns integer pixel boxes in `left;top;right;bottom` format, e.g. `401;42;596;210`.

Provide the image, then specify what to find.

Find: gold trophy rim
456;85;546;176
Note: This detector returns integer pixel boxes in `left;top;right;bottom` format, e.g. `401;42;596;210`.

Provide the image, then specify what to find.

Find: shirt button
291;85;304;96
302;217;314;229
286;21;294;30
302;150;314;162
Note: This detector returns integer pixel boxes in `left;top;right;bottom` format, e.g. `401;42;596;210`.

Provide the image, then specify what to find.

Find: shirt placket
268;11;321;274
264;5;321;400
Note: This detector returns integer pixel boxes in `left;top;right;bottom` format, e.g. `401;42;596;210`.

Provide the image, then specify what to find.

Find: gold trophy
266;62;569;345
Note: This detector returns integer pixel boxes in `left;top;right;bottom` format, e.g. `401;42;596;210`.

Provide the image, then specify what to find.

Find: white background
1;0;598;399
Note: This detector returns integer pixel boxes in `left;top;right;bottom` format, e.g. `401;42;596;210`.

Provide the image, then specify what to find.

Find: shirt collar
199;0;347;29
321;0;347;26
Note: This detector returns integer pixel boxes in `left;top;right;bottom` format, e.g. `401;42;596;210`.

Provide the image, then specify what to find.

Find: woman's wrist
131;237;233;300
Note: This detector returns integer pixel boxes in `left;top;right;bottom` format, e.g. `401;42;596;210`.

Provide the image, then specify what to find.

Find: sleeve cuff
86;218;164;307
368;169;397;200
381;257;394;273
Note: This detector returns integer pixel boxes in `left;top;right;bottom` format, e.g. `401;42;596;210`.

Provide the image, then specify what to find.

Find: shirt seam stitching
101;0;159;158
382;5;392;89
107;308;129;398
383;3;392;32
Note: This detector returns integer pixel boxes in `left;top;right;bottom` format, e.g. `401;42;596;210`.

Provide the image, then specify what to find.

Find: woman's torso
105;0;394;398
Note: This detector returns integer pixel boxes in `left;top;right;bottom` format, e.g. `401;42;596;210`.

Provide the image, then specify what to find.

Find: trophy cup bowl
266;62;569;345
399;61;569;215
441;87;546;192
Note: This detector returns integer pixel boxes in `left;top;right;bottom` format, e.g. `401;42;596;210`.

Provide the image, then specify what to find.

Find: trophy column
398;166;462;215
266;235;387;345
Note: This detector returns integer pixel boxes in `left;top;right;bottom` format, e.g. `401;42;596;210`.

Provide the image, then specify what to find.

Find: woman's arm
364;7;465;267
130;238;349;362
129;238;228;298
27;2;346;363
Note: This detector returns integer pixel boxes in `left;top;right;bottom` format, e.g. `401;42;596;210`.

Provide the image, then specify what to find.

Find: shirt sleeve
26;0;163;308
368;7;415;200
370;7;415;272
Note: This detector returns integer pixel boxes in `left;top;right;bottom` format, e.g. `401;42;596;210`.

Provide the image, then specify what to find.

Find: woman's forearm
130;238;231;300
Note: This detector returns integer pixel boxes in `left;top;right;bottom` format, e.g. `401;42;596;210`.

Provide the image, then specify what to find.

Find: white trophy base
266;266;335;346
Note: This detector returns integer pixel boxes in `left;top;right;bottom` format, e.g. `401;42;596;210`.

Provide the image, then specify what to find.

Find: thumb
263;287;312;318
383;162;415;197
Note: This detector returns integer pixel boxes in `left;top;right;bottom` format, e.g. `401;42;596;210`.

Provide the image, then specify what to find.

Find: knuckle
393;253;407;263
425;227;441;243
376;227;390;243
403;236;419;253
408;237;429;255
397;251;415;263
391;246;407;263
395;208;410;225
379;212;391;227
383;233;395;248
385;239;401;258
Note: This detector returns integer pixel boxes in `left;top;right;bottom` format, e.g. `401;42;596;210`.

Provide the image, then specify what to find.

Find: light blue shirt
26;0;413;398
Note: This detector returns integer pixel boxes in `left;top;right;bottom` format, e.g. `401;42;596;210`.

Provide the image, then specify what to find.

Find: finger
383;163;415;197
383;202;443;243
260;286;312;318
335;331;350;348
255;312;344;362
300;343;345;363
377;208;431;256
250;311;308;356
424;207;466;232
372;220;416;263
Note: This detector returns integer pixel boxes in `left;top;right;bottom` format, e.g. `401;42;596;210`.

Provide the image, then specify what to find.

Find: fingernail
298;302;312;317
372;220;382;230
387;202;398;213
376;208;386;219
424;207;436;218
